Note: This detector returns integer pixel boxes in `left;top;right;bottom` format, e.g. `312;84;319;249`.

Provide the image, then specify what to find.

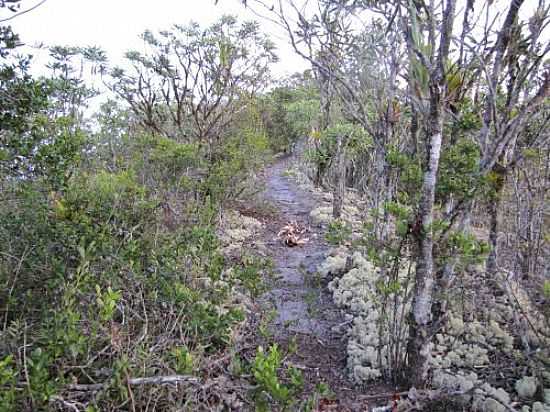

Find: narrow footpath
247;155;383;411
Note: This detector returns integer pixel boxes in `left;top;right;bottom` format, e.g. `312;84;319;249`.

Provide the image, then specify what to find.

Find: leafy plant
96;285;122;322
27;348;58;406
170;346;195;375
251;344;302;411
325;219;352;245
0;356;16;412
232;255;272;298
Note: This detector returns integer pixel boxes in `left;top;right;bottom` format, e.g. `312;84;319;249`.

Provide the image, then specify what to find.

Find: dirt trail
252;156;376;411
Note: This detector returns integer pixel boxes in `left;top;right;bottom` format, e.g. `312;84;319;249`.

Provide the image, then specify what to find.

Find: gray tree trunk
332;134;346;219
406;103;443;387
486;164;507;276
406;0;456;387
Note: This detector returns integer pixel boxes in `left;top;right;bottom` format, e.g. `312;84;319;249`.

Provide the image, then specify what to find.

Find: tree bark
486;163;507;276
333;134;346;218
406;0;456;387
407;98;443;387
313;52;333;187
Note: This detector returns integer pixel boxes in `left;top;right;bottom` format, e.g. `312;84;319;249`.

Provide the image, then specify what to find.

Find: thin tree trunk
333;134;346;218
406;0;456;387
407;92;443;387
314;54;332;187
486;164;507;276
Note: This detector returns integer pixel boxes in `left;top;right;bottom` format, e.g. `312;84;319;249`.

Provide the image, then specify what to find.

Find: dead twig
34;375;201;393
49;395;84;412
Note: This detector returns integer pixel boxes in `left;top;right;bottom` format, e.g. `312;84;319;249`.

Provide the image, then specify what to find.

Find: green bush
0;356;16;412
0;163;255;408
437;139;481;202
326;219;352;245
252;344;303;411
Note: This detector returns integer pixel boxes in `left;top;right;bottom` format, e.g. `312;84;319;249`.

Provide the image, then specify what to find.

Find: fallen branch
66;375;199;392
49;396;85;412
12;374;200;393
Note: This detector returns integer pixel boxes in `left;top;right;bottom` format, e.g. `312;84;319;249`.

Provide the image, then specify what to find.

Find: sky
6;0;309;78
4;0;547;94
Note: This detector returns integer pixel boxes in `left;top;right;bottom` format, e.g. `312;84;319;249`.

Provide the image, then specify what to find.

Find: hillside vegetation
0;1;549;411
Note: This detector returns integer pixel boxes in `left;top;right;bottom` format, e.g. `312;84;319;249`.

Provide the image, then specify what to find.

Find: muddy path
247;155;375;411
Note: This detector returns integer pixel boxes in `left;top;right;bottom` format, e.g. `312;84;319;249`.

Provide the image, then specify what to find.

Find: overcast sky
5;0;547;85
7;0;309;79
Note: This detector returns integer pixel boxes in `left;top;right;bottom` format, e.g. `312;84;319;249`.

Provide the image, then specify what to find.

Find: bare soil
238;156;393;411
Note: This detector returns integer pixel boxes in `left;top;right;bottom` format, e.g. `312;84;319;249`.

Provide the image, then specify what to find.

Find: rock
309;206;332;226
515;376;538;399
353;365;381;381
483;398;506;412
532;402;550;412
318;251;349;278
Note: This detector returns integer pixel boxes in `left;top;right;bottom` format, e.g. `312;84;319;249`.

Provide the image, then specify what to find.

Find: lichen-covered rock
326;250;413;383
318;250;349;278
482;398;507;412
343;204;361;218
309;203;363;227
432;370;478;405
218;210;263;254
329;263;375;312
448;315;466;335
515;376;538;399
322;244;548;412
353;365;381;381
472;385;511;412
309;206;333;226
532;402;550;412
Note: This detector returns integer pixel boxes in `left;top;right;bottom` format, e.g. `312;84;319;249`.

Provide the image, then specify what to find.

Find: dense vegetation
0;5;316;410
0;0;549;411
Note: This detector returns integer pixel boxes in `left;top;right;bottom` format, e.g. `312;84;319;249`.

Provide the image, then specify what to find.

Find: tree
404;0;457;386
233;0;550;389
109;15;277;158
0;3;49;180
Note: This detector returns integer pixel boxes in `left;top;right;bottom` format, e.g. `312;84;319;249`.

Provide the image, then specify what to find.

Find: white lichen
532;402;550;412
218;210;263;254
318;249;349;278
515;376;538;399
313;199;548;412
309;206;333;226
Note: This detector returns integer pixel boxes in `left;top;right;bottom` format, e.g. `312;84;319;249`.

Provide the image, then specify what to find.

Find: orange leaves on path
277;221;309;247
